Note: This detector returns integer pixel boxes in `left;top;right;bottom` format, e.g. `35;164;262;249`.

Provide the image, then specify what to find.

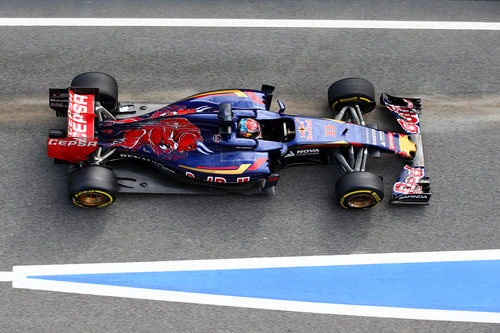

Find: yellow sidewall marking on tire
332;97;373;111
340;190;381;209
339;97;358;103
73;190;113;208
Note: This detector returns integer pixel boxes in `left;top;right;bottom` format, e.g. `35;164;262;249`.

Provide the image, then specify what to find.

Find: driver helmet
238;118;261;139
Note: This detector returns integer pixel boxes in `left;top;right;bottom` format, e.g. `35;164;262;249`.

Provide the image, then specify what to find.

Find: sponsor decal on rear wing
47;88;98;163
381;94;431;205
47;138;98;163
67;88;96;138
49;87;98;127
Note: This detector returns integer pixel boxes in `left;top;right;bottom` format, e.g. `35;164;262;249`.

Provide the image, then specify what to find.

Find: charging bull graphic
109;118;212;159
100;105;198;127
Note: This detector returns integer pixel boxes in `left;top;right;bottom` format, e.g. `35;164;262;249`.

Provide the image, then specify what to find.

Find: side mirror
277;100;286;114
218;103;232;135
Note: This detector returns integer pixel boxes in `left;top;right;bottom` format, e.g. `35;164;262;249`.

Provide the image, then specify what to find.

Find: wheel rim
346;194;375;208
78;192;108;207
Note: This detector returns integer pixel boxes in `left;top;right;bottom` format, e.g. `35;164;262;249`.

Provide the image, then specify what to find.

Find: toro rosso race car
47;72;431;209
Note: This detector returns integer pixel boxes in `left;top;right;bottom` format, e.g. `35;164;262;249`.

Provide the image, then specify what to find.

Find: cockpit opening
258;118;295;142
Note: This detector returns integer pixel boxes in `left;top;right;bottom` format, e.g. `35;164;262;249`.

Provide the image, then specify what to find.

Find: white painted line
0;272;13;281
12;249;500;275
7;249;500;323
12;280;500;324
0;18;499;30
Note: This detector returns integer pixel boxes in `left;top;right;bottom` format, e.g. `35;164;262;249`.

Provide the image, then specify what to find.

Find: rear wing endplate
47;87;98;163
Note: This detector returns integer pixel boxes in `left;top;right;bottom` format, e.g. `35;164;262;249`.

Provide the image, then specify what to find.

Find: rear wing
47;88;98;163
381;93;431;205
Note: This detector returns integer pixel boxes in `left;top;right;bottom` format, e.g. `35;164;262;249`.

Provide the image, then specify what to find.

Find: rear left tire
71;72;118;112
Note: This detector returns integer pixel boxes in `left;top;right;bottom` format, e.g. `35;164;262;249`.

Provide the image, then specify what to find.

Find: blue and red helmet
238;118;261;138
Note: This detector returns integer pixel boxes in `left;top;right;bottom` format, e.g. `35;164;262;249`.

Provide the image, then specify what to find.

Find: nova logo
296;149;319;156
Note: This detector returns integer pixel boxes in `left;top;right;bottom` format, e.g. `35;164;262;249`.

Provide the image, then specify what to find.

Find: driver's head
238;118;261;139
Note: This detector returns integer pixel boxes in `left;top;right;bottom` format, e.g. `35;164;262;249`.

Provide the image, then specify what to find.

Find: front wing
381;94;431;205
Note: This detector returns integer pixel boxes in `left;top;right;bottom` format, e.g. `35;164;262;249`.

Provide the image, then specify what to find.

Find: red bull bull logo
111;118;207;158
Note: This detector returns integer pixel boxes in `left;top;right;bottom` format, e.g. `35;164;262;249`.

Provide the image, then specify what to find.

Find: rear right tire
68;166;118;208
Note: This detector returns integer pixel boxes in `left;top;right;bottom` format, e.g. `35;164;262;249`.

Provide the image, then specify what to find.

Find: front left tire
328;78;376;114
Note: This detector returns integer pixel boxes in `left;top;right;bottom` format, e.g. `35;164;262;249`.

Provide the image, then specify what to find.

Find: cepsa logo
47;138;98;162
48;138;98;147
68;90;95;137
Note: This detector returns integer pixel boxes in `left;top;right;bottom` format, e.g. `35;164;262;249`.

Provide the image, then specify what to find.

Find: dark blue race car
47;72;431;209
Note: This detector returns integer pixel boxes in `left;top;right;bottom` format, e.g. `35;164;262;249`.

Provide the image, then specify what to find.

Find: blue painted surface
29;260;500;312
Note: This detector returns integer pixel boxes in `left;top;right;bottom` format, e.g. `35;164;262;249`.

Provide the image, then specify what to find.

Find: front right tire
335;171;384;209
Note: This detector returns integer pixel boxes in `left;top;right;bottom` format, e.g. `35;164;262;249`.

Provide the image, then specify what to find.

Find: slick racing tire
71;72;118;111
68;166;118;208
328;78;376;114
335;171;384;209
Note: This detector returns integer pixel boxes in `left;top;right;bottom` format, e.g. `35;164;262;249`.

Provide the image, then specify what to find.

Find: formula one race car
47;72;431;209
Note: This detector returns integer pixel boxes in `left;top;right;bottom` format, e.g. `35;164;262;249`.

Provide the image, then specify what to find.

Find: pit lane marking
0;272;13;281
0;18;499;30
1;249;500;323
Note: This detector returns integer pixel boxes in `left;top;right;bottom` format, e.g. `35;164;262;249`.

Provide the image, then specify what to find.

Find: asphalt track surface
0;1;499;332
